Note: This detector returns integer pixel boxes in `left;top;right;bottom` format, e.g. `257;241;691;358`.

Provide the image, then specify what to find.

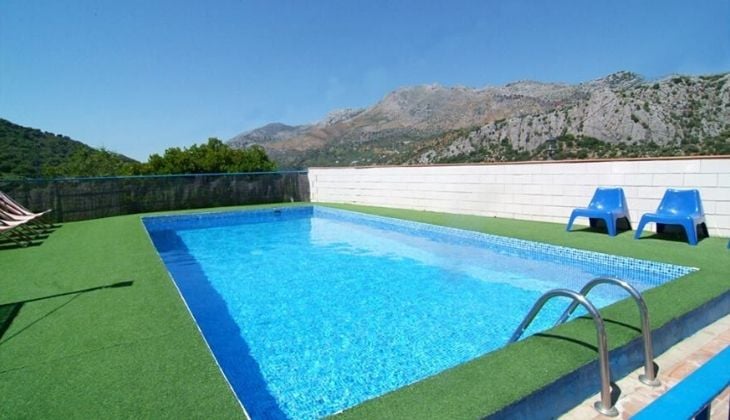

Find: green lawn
1;203;727;419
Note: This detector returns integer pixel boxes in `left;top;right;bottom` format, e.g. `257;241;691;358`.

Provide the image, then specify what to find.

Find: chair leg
605;217;616;236
682;221;699;246
566;213;578;232
634;218;650;239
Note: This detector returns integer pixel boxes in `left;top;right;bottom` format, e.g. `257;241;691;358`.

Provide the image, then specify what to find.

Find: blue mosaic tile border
142;206;314;232
312;207;698;289
143;205;697;290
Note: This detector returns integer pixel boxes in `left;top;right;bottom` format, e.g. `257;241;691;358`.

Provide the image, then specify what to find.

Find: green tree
139;138;276;175
43;148;137;177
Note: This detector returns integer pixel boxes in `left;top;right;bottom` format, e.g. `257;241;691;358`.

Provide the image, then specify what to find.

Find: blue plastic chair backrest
588;187;626;211
656;189;704;216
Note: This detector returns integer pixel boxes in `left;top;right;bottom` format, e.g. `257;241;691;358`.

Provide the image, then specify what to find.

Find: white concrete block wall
309;158;730;237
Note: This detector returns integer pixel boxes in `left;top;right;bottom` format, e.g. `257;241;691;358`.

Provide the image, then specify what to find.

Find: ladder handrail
508;289;618;417
553;276;660;386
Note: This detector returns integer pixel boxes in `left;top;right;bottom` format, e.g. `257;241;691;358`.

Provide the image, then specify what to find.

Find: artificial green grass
0;202;727;419
0;205;297;418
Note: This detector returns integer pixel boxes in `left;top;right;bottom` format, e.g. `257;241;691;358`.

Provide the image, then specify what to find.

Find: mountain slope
229;81;588;166
228;71;730;167
0;118;136;178
416;73;730;163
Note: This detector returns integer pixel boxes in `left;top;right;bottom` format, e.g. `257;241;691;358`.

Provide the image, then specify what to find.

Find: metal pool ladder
507;277;660;417
508;288;619;417
553;276;660;387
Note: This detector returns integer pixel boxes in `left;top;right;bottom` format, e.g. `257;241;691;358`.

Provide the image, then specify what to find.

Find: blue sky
1;0;728;161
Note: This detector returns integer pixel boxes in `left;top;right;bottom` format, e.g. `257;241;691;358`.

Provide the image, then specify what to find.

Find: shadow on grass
534;332;599;352
567;227;633;237
0;235;51;250
0;224;61;250
635;232;703;245
0;303;22;340
568;217;633;237
0;280;134;343
565;314;642;334
0;241;37;251
532;331;624;406
636;223;710;245
601;317;641;334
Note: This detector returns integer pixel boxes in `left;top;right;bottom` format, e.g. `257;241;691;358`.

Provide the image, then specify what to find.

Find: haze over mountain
229;71;730;167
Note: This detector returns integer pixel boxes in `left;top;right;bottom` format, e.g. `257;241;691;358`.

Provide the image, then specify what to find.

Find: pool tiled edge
313;206;697;287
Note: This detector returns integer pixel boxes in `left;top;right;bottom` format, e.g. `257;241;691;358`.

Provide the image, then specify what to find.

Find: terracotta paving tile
659;378;679;390
704;339;730;353
644;388;668;399
666;361;700;380
713;332;730;341
620;400;644;416
712;400;729;417
686;348;716;364
691;332;711;342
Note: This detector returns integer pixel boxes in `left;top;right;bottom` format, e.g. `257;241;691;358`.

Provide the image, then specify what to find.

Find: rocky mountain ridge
228;71;730;167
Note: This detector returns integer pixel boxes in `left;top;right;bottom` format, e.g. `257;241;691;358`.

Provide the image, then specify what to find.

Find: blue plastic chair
634;189;708;246
566;187;631;236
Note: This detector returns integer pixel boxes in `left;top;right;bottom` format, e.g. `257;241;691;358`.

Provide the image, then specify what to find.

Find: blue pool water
143;206;696;419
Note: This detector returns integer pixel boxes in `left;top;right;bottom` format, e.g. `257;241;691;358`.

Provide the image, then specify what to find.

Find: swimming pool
143;206;696;419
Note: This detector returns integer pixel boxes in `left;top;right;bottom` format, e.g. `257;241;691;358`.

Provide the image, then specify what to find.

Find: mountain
228;71;730;167
228;81;589;166
0;118;136;178
229;122;306;146
414;72;730;163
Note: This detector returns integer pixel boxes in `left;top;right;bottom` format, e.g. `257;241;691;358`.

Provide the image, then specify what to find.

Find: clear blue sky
1;0;728;161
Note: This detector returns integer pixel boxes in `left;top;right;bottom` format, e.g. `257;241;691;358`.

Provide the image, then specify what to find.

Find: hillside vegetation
0;118;135;178
0;119;275;178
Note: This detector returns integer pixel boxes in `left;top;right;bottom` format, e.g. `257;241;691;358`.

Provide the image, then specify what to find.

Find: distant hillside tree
138;138;276;174
43;148;137;177
0;119;275;178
